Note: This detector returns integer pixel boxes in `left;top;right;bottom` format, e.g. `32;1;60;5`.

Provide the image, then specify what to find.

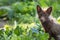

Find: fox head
37;5;52;23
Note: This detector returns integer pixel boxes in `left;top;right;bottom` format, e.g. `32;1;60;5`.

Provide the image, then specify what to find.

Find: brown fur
37;5;60;40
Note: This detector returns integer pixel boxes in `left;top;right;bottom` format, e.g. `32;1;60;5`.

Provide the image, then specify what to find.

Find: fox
37;5;60;40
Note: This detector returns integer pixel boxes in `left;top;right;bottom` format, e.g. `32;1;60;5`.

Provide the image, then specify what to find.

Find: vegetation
0;0;60;40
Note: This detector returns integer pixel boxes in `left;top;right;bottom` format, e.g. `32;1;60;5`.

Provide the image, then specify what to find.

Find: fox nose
40;17;46;22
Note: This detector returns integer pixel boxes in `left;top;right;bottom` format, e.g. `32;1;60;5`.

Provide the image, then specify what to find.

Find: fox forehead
42;7;48;12
42;7;48;10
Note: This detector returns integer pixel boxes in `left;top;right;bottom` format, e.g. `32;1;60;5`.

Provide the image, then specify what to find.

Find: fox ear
46;7;52;15
37;5;42;13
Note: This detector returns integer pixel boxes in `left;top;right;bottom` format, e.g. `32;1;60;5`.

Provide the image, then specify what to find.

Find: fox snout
40;17;46;22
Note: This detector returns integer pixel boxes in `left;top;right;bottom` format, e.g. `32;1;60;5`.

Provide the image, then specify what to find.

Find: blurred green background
0;0;60;40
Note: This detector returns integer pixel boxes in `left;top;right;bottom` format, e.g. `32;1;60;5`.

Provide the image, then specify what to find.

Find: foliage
0;0;60;40
0;23;49;40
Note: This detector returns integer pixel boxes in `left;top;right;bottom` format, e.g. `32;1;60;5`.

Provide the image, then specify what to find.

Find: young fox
37;5;60;40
